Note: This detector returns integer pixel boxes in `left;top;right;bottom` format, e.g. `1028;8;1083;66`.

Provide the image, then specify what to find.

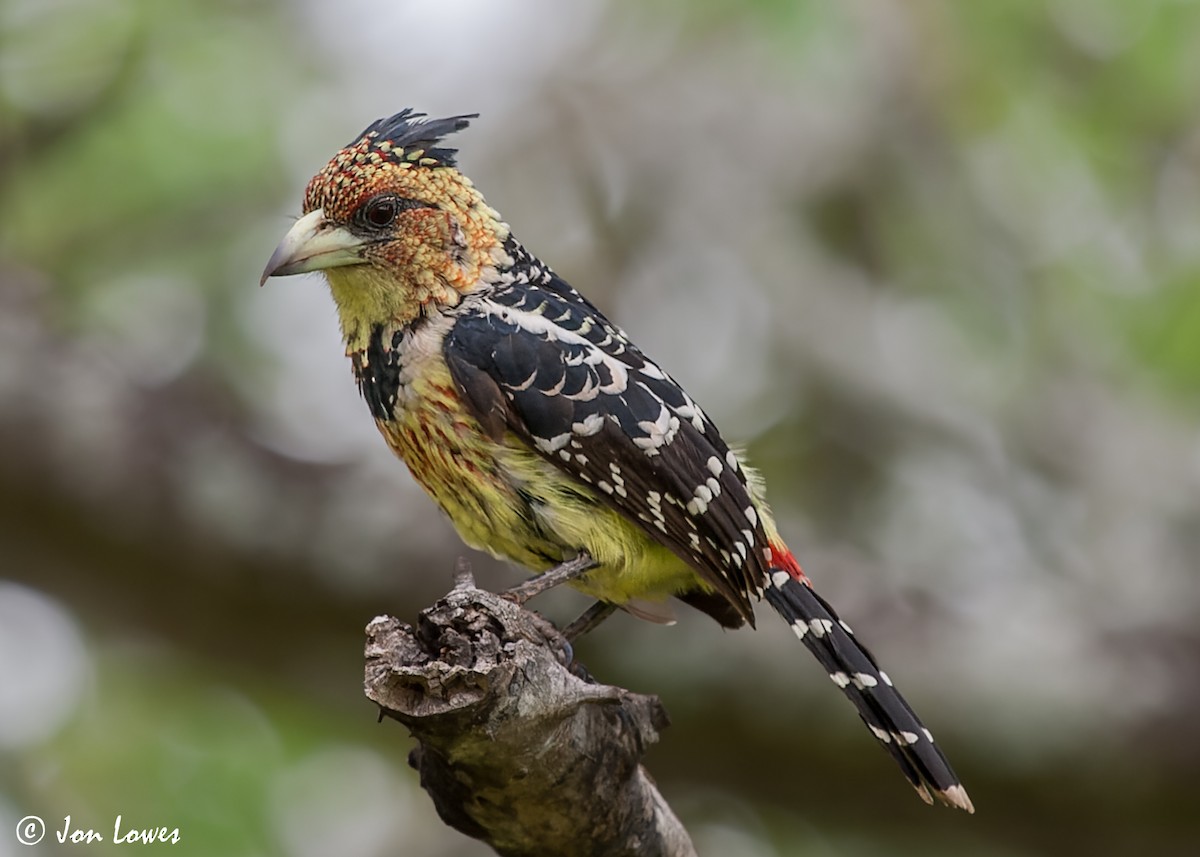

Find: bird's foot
562;601;618;642
501;553;597;605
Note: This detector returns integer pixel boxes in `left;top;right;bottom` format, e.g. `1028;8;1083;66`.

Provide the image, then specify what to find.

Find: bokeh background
2;0;1199;854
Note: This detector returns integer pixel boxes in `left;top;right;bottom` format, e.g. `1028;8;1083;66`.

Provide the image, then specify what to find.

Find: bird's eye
364;198;398;228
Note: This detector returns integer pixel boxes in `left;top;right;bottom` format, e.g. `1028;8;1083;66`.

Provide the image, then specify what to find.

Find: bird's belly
380;382;700;604
380;385;563;570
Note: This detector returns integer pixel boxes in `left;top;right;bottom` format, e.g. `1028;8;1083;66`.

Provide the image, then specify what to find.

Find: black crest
351;109;478;167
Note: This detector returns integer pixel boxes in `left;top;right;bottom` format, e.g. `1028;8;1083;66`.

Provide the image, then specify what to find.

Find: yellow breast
367;321;705;606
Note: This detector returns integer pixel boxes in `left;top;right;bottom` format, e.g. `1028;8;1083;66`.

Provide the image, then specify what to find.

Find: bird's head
261;109;511;349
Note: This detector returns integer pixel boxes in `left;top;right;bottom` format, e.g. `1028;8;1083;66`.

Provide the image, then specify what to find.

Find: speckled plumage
261;109;973;813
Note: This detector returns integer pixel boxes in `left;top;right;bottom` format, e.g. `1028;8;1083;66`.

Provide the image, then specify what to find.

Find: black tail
763;571;974;813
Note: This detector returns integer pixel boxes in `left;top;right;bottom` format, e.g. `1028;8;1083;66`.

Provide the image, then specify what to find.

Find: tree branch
363;564;696;857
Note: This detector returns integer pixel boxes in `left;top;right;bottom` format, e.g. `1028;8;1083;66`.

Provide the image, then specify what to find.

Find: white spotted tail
763;571;974;813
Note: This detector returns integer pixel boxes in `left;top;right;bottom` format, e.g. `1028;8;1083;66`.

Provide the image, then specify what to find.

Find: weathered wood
364;567;696;857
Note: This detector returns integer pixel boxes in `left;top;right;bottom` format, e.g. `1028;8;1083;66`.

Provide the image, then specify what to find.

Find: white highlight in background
0;583;90;750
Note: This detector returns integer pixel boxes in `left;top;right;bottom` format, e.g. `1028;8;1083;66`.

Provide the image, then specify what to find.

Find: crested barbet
262;109;973;813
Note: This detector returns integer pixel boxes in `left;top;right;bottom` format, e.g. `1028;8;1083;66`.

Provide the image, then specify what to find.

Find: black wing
444;265;771;625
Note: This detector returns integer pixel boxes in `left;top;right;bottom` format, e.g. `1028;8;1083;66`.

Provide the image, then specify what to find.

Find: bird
261;109;973;813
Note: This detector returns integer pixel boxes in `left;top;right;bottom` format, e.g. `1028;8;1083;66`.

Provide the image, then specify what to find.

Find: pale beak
259;208;366;286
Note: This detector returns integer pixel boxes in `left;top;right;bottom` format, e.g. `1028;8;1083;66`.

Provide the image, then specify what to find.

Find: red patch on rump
767;541;811;585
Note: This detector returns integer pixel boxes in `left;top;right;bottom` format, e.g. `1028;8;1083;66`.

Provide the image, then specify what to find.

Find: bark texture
363;568;696;857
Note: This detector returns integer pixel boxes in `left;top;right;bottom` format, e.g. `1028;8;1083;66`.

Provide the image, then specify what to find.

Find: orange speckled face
299;116;512;296
262;111;515;343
